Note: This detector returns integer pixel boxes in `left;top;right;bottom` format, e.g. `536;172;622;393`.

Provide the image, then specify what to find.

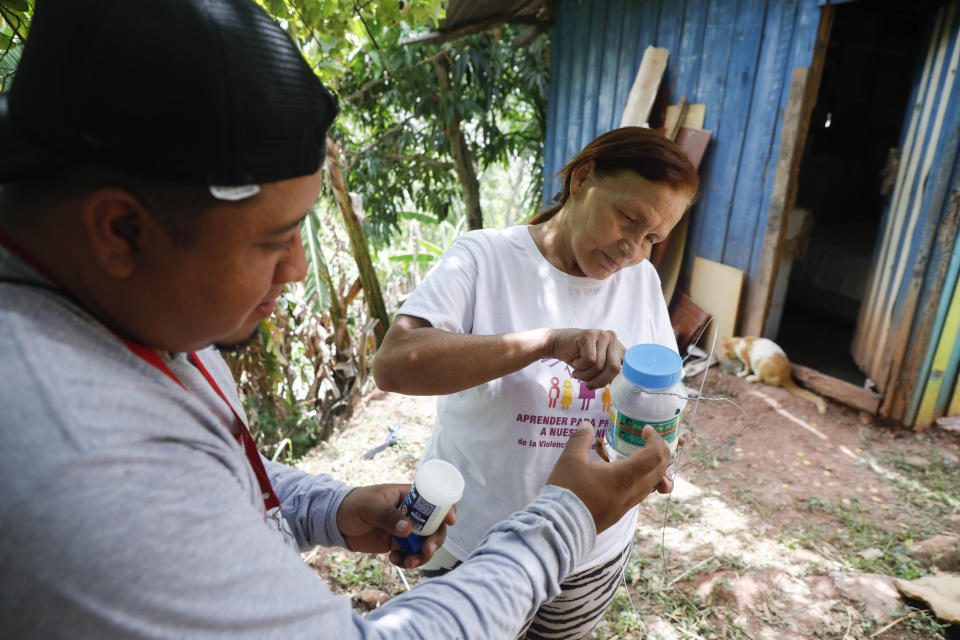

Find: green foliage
301;208;334;314
595;590;644;637
333;25;549;238
327;552;386;588
4;0;552;460
245;395;322;462
255;0;444;81
376;213;464;299
0;0;29;90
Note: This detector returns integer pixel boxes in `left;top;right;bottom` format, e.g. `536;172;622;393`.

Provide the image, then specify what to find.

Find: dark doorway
773;1;931;385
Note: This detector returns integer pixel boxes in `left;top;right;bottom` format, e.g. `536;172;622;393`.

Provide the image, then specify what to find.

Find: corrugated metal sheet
542;0;960;425
852;0;960;423
543;0;824;283
915;255;960;424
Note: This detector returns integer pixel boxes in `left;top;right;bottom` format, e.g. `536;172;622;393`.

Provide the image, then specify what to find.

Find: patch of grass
715;383;738;398
879;447;960;517
591;589;645;638
646;498;698;527
856;604;952;639
601;551;746;639
781;497;936;579
683;438;735;470
730;485;765;515
326;552;386;589
901;606;952;637
800;495;829;512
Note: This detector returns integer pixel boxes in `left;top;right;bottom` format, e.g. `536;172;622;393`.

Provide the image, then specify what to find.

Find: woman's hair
530;127;699;224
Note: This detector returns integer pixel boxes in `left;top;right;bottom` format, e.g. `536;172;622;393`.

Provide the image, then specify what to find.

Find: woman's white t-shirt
397;224;678;572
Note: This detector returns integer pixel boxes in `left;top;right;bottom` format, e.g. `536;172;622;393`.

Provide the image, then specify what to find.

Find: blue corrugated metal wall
541;0;960;425
543;0;823;283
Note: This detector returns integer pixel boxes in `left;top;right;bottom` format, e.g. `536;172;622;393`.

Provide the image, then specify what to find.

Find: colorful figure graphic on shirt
560;380;573;410
578;381;595;411
601;386;612;412
547;377;560;408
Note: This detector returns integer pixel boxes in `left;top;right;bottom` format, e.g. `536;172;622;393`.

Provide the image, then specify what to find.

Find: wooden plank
949;368;960;416
853;8;944;368
659;213;689;303
656;126;711;301
748;0;803;286
689;256;744;353
878;8;960;416
740;67;813;335
866;4;955;382
791;364;881;414
674;126;712;169
665;102;706;129
749;0;823;287
620;45;670;127
916;269;960;426
906;100;960;424
664;96;688;140
740;5;833;336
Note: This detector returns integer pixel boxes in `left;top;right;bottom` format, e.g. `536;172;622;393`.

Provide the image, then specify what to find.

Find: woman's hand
336;483;457;569
548;328;626;389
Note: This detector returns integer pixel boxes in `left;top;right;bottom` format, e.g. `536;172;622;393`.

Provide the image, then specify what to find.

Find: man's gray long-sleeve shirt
0;245;596;639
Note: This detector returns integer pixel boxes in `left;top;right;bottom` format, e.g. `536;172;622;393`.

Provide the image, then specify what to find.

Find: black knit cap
0;0;339;189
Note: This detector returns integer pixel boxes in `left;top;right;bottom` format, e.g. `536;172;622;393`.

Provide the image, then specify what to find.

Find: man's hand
548;329;626;389
546;424;670;532
336;483;456;569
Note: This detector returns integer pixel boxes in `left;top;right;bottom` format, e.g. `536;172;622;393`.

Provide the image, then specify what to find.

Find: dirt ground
297;365;960;639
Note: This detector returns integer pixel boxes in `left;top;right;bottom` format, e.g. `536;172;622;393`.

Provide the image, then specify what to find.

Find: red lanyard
0;227;281;513
120;338;282;512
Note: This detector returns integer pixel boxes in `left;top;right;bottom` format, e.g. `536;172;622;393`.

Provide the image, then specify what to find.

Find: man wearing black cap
0;1;673;638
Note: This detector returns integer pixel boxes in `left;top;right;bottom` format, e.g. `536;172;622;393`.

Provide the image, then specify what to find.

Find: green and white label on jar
606;410;680;456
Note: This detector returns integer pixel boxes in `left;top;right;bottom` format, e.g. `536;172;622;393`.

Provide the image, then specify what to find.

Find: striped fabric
420;543;632;639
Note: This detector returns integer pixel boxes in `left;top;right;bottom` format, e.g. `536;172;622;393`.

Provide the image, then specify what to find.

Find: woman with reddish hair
374;127;698;639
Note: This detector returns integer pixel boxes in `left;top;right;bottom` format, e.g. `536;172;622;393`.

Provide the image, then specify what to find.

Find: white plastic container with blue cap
393;459;464;555
605;343;687;461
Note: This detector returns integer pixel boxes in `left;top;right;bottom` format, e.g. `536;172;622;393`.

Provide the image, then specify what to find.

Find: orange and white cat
720;336;827;415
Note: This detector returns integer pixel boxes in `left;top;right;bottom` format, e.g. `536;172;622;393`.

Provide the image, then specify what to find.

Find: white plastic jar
605;343;686;460
393;459;464;554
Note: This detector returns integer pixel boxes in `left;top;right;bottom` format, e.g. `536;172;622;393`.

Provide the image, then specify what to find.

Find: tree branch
341;49;450;104
432;55;483;229
0;5;27;44
348;115;418;156
379;153;453;169
352;1;390;75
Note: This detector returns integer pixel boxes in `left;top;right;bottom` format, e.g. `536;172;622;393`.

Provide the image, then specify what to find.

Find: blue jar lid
393;532;422;555
622;343;682;390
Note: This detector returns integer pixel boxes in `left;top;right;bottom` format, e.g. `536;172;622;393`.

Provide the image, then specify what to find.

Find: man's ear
569;160;595;199
79;189;150;279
